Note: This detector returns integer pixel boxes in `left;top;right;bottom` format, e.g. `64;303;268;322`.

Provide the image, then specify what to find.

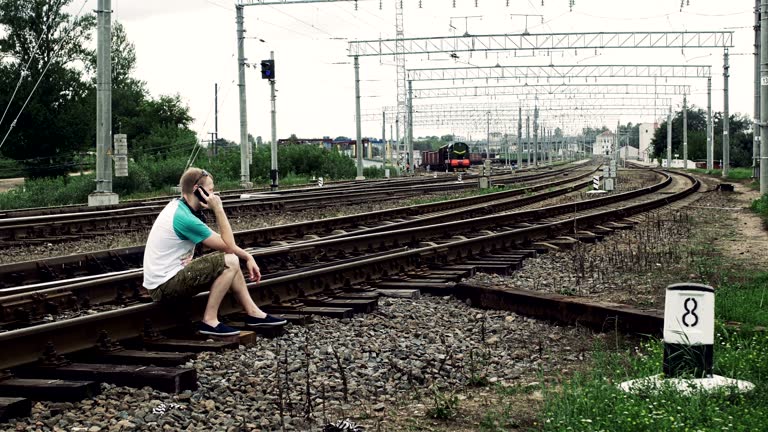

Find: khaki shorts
148;252;228;302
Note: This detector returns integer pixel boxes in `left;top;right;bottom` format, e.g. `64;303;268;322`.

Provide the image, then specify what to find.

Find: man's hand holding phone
195;187;222;212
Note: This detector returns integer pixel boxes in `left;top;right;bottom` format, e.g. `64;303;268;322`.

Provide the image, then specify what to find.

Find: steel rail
0;170;698;370
0;165;596;290
0;173;600;318
0;168;659;324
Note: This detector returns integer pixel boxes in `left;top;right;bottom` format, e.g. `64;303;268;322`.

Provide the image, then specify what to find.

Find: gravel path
3;296;597;432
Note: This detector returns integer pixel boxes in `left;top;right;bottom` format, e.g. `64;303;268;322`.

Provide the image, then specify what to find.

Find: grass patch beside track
690;167;754;181
537;332;768;432
478;187;768;431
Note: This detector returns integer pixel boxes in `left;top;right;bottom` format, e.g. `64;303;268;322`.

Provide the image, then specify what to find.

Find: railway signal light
260;60;275;80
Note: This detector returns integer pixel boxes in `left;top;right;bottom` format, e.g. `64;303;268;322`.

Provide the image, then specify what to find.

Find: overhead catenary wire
0;0;68;134
0;0;90;153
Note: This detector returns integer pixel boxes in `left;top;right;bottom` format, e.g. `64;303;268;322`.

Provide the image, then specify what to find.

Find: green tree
0;0;96;177
651;107;752;166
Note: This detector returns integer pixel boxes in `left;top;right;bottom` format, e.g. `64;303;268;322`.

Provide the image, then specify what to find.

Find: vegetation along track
0;164;582;246
0;167;697;372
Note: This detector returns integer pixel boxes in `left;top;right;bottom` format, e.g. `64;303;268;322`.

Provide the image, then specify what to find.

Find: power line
0;0;68;134
0;0;90;153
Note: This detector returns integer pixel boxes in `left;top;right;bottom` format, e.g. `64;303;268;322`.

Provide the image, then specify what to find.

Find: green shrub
113;160;153;195
0;157;24;179
0;144;367;208
0;174;94;209
426;387;460;420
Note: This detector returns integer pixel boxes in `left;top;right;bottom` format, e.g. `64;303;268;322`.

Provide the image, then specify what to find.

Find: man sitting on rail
142;167;286;336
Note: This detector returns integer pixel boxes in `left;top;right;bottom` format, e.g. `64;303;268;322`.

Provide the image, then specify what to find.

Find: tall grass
540;329;768;431
690;167;754;180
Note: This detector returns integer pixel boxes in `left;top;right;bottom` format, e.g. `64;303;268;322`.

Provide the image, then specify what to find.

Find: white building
638;122;658;162
617;145;639;160
593;131;615;156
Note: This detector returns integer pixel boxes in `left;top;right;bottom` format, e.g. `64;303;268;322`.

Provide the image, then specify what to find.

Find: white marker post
592;175;600;190
619;282;754;394
317;177;324;188
663;283;714;378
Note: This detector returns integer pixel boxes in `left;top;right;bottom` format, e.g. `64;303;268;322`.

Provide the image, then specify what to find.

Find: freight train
421;142;472;171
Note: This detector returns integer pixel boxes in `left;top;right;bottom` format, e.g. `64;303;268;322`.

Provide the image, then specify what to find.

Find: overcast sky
78;0;758;142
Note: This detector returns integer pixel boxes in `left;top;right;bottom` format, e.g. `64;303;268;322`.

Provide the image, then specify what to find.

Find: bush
0;144;367;209
113;160;153;195
0;157;24;179
0;174;94;209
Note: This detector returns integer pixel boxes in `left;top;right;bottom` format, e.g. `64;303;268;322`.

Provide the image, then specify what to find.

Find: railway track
0;163;599;291
0;168;695;364
0;167;700;421
0;164;581;246
0;170;605;330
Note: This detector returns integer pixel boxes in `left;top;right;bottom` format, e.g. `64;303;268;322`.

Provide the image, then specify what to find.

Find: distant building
638;122;658;162
593;131;615;156
617;145;639;160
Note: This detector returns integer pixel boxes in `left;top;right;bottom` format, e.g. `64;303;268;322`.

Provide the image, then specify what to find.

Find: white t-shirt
143;199;212;290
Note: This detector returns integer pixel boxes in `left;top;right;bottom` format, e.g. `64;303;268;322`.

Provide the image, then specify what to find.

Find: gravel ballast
2;296;596;431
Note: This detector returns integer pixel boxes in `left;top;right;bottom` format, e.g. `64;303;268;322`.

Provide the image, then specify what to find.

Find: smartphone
194;187;209;204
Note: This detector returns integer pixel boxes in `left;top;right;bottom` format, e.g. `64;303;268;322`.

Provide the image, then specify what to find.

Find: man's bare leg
229;259;267;318
202;254;238;326
203;254;267;325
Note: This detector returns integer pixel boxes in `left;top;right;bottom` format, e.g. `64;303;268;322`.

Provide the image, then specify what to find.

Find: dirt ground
0;177;23;193
718;181;768;267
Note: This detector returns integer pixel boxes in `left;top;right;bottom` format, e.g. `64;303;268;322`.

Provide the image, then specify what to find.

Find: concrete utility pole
89;0;117;206
269;51;278;190
236;5;251;187
533;106;539;166
723;48;731;178
756;0;762;180
667;106;672;169
526;115;531;167
214;83;219;157
395;118;400;167
624;128;628;167
517;107;522;168
407;80;414;175
683;94;688;169
761;0;768;193
616;120;621;166
382;112;387;164
486;111;491;159
707;77;713;170
354;56;364;179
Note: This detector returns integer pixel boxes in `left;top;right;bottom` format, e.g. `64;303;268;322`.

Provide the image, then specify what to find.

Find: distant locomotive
421;142;471;171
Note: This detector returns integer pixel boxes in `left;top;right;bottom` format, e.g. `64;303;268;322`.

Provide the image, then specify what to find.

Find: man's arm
200;194;261;281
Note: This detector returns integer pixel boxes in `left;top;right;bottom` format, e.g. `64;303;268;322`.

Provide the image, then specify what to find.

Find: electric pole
89;0;117;206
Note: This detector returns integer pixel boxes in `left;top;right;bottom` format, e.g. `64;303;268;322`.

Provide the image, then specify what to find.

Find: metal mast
517;106;522;168
395;0;406;166
756;0;762;180
90;0;117;206
723;48;731;178
236;5;251;187
761;0;768;193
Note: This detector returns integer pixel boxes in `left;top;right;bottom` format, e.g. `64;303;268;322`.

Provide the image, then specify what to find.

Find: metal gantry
349;31;733;57
350;30;733;170
412;83;691;99
407;64;712;82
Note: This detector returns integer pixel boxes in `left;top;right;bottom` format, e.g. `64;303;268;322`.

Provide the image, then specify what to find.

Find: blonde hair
179;168;213;194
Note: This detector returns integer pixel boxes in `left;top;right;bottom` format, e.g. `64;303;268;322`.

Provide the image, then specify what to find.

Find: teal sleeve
173;209;212;244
